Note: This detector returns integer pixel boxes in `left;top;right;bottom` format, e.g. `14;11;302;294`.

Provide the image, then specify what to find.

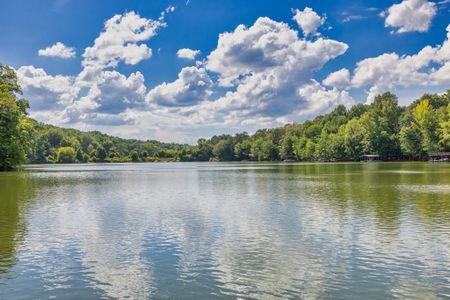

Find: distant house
361;154;381;162
428;152;450;162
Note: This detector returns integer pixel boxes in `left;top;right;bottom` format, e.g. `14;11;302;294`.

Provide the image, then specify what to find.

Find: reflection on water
0;162;450;299
0;173;36;276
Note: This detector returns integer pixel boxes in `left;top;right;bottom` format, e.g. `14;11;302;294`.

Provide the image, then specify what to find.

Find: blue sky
1;0;449;143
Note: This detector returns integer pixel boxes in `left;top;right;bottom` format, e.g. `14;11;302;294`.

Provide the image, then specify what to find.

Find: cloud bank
14;7;450;142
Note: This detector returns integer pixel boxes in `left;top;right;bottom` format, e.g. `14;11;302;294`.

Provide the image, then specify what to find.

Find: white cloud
59;69;147;125
38;42;76;59
17;65;147;126
146;66;212;107
292;7;326;37
17;11;161;126
17;66;78;110
193;17;350;125
206;17;346;87
296;81;354;115
384;0;437;33
128;17;352;132
82;11;164;69
322;68;351;89
19;14;354;139
177;48;201;60
348;24;450;102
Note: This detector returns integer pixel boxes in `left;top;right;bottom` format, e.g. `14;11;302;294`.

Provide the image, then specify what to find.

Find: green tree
251;138;278;161
61;136;80;149
400;123;424;159
438;103;450;150
0;64;33;170
56;147;77;163
83;153;90;163
196;139;213;161
329;132;346;161
280;134;296;160
315;131;331;160
47;128;64;148
76;148;84;162
212;139;234;161
130;150;140;162
96;146;107;162
294;137;316;161
343;119;365;161
413;99;439;154
234;140;252;160
362;93;401;159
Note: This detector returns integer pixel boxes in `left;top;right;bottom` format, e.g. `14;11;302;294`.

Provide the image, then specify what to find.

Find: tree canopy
0;64;33;170
1;64;450;169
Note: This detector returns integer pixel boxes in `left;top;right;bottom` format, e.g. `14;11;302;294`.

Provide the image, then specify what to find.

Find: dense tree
251;138;278;161
0;64;33;170
400;123;424;159
212;138;234;161
361;93;401;159
343;119;365;161
130;150;140;162
56;147;77;163
76;148;84;162
196;139;213;161
19;89;450;165
280;134;296;160
413;99;439;153
3;64;450;169
439;103;450;150
234;140;252;160
96;146;107;162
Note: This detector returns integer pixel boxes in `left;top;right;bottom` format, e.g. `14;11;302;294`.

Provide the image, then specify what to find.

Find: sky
0;0;449;143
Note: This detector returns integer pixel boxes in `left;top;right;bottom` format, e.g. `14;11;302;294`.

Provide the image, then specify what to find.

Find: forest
1;64;450;170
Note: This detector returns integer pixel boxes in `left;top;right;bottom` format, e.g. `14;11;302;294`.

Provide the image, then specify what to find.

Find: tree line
1;64;450;170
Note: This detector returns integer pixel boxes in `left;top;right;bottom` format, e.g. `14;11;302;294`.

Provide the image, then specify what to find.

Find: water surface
1;162;450;299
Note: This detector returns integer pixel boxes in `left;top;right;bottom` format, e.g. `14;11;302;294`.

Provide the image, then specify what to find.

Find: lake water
1;162;450;299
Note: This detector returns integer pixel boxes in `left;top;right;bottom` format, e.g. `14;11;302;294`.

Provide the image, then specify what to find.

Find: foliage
56;147;77;163
3;64;450;168
21;90;450;165
0;64;33;170
130;150;140;162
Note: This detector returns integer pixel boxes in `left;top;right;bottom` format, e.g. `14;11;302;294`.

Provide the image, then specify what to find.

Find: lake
1;162;450;299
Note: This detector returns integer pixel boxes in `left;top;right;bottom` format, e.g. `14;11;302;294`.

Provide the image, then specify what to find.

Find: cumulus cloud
57;69;147;125
206;17;346;87
17;11;161;127
76;71;146;113
347;24;450;102
17;66;78;110
194;17;349;125
38;42;76;59
384;0;437;33
82;11;164;69
296;81;354;115
146;66;212;107
30;9;450;141
292;7;326;37
322;68;351;89
125;16;352;132
19;13;354;137
177;48;201;60
17;66;147;125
